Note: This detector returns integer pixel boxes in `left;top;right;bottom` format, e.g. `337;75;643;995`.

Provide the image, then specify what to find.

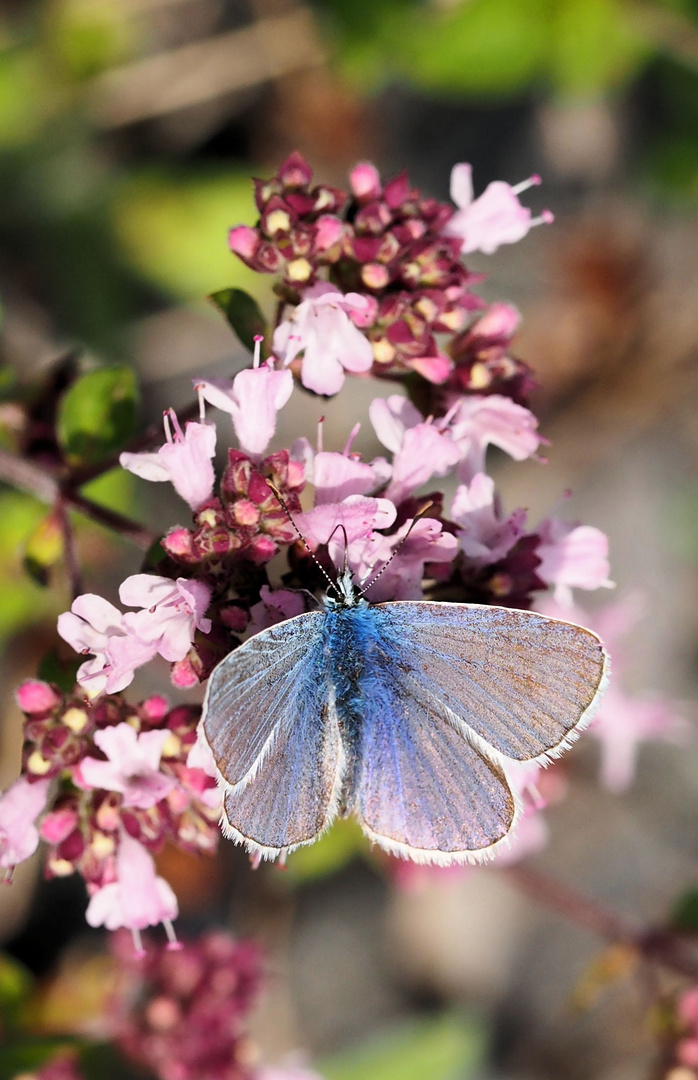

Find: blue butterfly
201;567;609;866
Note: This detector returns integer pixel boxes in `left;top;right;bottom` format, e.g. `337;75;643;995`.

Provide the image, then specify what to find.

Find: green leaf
208;288;268;353
286;819;367;883
669;888;698;932
37;649;80;694
56;366;138;466
320;1013;486;1080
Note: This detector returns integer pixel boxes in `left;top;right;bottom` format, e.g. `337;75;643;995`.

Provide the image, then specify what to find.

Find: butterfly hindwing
371;602;608;763
203;611;343;857
347;654;516;863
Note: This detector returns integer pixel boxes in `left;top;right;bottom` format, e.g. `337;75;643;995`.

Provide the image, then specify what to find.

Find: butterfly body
202;581;609;865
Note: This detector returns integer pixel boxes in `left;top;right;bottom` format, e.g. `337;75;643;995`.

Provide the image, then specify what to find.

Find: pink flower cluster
1;150;686;942
113;930;262;1080
5;680;219;950
18;931;326;1080
231;152;551;391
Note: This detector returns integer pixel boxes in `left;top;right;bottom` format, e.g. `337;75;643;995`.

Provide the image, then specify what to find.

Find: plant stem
0;448;156;549
508;865;698;980
55;496;83;600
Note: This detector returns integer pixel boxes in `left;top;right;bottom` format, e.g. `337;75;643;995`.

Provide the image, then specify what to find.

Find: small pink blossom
538;596;688;792
15;679;61;714
76;723;176;809
451;473;526;567
297;495;397;566
444;163;554;255
349;161;382;201
369;395;460;503
120;407;216;512
57;594;158;695
248;586;309;635
187;729;217;778
448;394;545;479
228;224;258;260
536;519;614;606
273;283;376;395
314;214;344;251
352;517;458;602
0;776;50;870
292;423;389;506
119;575;212;663
197;341;293;460
471;301;521;340
40;807;79;844
85;830;179;949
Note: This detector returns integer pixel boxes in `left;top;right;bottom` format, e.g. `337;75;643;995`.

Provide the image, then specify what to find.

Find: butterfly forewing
204;610;342;857
203;611;328;788
371;602;608;762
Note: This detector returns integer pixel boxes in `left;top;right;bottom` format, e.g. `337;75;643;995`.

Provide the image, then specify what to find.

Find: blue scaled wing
371;602;609;763
348;654;517;864
201;611;342;859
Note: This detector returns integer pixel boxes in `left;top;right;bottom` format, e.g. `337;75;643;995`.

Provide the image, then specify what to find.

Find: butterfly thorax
323;602;399;814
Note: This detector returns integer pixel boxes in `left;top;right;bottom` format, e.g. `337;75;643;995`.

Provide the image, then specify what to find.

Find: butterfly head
324;567;366;610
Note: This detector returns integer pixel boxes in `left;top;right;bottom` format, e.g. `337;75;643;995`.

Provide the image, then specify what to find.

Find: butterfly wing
370;602;609;763
202;611;342;859
346;647;517;864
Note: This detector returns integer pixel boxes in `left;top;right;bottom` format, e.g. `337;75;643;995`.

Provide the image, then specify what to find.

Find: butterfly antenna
360;501;435;597
325;523;350;575
265;480;341;599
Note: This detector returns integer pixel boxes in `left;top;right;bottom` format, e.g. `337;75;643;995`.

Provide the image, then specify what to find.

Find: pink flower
15;679;61;714
76;723;176;809
273;283;376;395
57;595;158;695
371;393;543;494
119;575;212;663
228;224;258;260
85;830;179;952
349;161;382;201
197;339;293;460
451;474;526;566
443;163;554;255
297;495;397;566
187;729;217;778
248;586;309;635
292;423;389;506
40;807;79;844
120;406;216;512
448;394;545;479
538;596;688;792
471;301;521;340
351;516;458;602
0;776;50;870
536;519;614;606
369;396;460;503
